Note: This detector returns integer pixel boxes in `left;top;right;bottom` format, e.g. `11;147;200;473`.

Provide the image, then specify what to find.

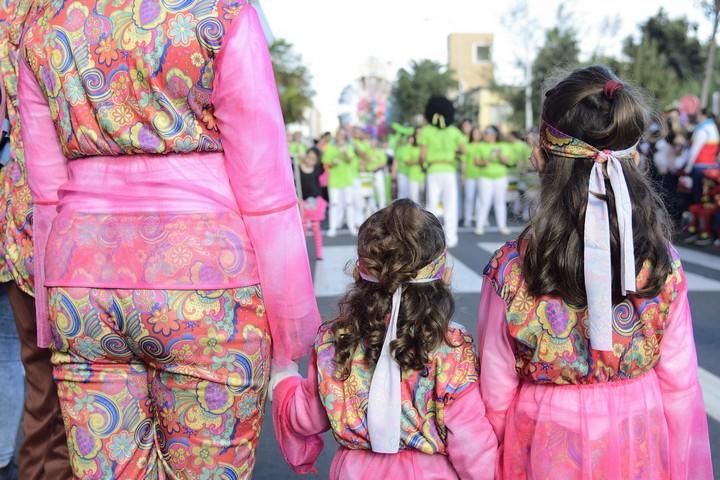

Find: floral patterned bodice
315;322;478;455
0;0;35;294
22;0;244;159
484;241;683;385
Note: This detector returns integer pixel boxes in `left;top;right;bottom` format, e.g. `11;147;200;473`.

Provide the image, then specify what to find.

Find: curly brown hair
331;199;454;379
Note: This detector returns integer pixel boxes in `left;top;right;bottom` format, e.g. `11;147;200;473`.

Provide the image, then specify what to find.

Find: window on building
473;43;491;64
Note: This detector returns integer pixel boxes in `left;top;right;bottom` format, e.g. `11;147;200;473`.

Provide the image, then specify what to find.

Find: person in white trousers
418;96;467;248
463;127;483;228
370;139;388;209
325;129;358;236
398;131;424;205
396;172;409;199
475;127;511;236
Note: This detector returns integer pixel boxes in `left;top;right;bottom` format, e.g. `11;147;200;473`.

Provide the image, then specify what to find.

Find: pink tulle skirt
302;196;328;223
500;371;702;480
329;448;460;480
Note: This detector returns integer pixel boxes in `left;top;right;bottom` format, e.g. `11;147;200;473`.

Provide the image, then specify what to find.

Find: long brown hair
331;199;454;378
520;65;672;306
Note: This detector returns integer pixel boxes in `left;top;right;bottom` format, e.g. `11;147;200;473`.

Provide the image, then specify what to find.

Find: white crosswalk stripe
314;242;720;297
673;246;720;273
699;368;720;423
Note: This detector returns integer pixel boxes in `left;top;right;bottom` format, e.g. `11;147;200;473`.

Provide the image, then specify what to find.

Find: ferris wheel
337;58;393;137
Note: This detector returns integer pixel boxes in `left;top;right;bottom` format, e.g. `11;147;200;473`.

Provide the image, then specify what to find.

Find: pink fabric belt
47;152;260;289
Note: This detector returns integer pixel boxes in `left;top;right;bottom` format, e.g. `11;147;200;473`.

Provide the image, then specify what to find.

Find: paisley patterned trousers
47;286;271;480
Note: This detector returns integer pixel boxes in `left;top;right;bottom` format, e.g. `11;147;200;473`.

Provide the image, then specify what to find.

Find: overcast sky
262;0;712;130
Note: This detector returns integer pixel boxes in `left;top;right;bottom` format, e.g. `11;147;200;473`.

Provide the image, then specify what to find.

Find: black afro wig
424;95;455;128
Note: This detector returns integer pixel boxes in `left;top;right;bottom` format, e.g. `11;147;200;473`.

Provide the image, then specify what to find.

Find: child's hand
269;360;301;401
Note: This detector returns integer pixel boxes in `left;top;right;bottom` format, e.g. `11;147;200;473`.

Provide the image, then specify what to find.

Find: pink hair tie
604;80;624;99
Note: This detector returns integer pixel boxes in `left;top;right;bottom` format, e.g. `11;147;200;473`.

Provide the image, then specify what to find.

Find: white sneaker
327;229;337;238
498;227;511;235
474;227;485;236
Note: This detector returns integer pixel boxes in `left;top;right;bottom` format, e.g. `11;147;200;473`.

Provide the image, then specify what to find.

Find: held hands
269;359;301;401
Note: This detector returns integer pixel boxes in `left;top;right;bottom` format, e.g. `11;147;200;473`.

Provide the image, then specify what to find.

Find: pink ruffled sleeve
655;266;713;479
445;386;497;479
212;5;320;366
476;277;519;472
17;58;67;348
272;350;328;474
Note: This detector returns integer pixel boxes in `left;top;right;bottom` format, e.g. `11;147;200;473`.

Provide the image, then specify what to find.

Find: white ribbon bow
361;272;442;453
584;147;637;351
367;286;403;453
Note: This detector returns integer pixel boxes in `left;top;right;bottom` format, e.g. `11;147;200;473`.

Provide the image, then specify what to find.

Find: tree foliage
390;60;457;124
269;39;314;124
496;6;714;129
530;25;580;120
623;10;704;84
499;17;580;128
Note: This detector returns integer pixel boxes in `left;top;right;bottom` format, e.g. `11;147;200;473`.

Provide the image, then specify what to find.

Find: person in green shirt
417;96;466;248
475;126;511;236
395;133;421;203
515;131;540;221
369;138;388;209
325;129;358;236
463;127;484;228
506;131;534;218
288;131;306;164
389;123;414;200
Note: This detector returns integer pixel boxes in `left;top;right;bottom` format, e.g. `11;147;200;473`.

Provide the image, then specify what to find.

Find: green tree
390;60;457;124
499;21;580;129
701;0;720;106
269;39;314;124
623;10;704;84
530;25;580;122
621;38;681;107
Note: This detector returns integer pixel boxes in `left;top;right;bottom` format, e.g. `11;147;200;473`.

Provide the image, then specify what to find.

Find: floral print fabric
49;285;271;479
483;241;683;385
45;211;259;289
22;0;245;159
0;0;36;295
315;322;479;455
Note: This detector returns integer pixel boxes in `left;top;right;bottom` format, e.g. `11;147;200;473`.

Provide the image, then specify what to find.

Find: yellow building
447;33;511;129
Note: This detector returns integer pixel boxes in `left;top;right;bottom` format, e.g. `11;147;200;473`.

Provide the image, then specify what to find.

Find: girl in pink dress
270;199;497;479
18;1;319;478
478;66;713;479
299;147;328;260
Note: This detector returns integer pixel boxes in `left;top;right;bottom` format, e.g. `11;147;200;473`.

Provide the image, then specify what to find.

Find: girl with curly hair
270;199;497;479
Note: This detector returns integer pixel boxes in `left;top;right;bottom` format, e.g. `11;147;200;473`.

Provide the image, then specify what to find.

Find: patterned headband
539;121;637;352
357;250;447;454
357;250;447;285
539;122;638;163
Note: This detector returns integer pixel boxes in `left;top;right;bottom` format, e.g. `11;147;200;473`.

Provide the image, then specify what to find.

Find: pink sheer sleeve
444;386;497;479
17;58;67;348
477;278;519;455
654;267;713;479
272;350;328;474
212;5;320;366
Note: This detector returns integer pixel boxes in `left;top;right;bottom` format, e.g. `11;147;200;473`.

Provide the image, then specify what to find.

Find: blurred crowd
641;106;720;249
288;118;537;259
